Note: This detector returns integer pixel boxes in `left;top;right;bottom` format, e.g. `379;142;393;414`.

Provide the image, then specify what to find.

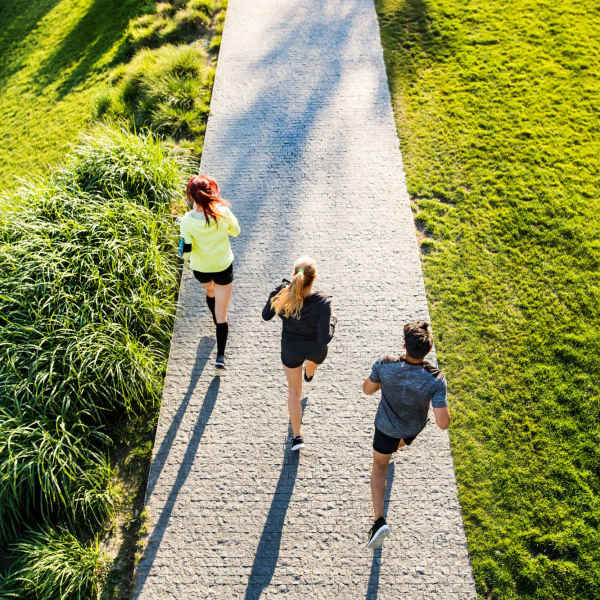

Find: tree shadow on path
243;398;307;600
366;462;395;599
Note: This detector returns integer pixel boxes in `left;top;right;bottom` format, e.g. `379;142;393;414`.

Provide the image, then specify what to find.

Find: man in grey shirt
362;321;451;549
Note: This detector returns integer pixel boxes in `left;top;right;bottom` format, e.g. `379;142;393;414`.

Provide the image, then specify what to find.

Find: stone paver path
134;1;477;598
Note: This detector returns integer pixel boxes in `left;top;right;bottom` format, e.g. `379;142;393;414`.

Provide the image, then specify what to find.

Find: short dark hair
404;321;433;359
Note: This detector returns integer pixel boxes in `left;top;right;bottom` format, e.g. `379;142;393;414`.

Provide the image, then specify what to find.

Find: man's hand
362;377;381;395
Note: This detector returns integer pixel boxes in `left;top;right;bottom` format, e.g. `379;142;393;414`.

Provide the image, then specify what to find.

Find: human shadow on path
144;336;215;500
366;462;395;599
243;398;307;600
135;375;221;596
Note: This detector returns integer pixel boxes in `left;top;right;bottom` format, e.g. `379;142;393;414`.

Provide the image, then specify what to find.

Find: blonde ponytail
271;257;316;319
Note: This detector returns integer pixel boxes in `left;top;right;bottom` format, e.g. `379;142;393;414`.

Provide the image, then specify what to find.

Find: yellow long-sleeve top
180;206;241;272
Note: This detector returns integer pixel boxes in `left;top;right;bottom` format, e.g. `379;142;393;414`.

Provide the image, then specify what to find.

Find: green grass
0;0;152;205
375;0;600;598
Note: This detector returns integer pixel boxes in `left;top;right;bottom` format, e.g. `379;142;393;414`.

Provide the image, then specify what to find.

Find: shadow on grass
375;0;453;84
0;0;61;90
243;399;307;600
366;462;395;599
32;0;149;99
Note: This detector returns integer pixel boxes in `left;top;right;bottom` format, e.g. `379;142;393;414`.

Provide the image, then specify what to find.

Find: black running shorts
281;341;328;369
373;427;417;454
193;263;233;286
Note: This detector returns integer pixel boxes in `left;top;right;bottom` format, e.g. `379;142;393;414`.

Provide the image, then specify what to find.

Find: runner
262;256;335;451
179;175;240;371
362;321;450;549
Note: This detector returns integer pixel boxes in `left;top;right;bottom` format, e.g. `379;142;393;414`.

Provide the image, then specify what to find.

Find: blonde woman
262;256;335;450
180;175;240;370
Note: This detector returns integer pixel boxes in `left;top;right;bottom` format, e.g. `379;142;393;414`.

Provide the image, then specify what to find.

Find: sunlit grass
0;0;149;207
375;0;600;598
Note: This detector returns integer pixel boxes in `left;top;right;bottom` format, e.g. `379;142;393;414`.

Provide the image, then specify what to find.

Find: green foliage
126;0;226;53
375;0;600;598
0;410;113;546
0;571;23;599
0;0;149;204
95;45;214;154
0;125;192;594
14;528;108;600
0;127;188;424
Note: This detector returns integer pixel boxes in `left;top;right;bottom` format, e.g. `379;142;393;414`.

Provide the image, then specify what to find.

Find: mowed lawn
0;0;148;207
375;1;600;599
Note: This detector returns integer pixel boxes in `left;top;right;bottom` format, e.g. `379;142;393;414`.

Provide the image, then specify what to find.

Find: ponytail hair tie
297;269;304;275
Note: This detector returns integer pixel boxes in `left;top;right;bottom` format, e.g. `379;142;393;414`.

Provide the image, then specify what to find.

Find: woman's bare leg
213;282;232;323
305;359;319;379
284;365;303;437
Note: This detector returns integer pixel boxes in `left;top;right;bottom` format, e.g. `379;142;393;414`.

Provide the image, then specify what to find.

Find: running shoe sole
367;524;390;549
291;441;305;451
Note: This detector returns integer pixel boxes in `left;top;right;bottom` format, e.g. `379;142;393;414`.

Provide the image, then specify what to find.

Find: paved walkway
134;1;477;598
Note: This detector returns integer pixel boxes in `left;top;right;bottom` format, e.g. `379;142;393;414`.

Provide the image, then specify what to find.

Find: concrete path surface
134;1;477;598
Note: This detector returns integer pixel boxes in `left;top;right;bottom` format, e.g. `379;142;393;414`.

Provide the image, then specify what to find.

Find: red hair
186;175;230;224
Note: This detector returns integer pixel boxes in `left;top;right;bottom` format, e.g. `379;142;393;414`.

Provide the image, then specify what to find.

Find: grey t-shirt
370;356;447;439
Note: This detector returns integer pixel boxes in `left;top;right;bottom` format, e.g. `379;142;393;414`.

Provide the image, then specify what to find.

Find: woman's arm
262;284;285;321
225;208;240;237
316;299;332;345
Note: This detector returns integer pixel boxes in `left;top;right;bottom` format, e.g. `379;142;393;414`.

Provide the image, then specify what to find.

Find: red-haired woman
180;175;240;370
262;256;335;450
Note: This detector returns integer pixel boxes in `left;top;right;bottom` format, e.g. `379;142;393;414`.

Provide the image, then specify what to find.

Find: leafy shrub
14;528;108;600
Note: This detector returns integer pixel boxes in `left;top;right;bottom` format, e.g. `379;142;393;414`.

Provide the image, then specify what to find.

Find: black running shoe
367;517;390;549
215;355;225;371
291;436;305;451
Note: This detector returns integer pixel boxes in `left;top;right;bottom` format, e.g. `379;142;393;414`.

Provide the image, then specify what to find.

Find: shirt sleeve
369;361;381;383
180;218;193;244
224;208;240;237
431;374;448;408
316;299;332;345
262;285;284;321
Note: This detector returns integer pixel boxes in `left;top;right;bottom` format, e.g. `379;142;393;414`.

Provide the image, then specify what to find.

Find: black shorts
193;263;233;286
373;428;417;454
281;342;328;369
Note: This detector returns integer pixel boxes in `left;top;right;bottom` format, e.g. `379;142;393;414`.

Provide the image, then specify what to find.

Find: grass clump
126;0;226;54
0;410;113;546
0;125;193;596
375;0;600;598
14;528;108;600
95;45;214;154
0;127;190;426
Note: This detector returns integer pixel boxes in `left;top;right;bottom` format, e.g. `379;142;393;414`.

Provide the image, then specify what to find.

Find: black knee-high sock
206;295;216;324
216;322;228;357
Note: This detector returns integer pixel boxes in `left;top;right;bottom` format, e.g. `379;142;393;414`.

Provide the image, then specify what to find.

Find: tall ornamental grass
14;528;108;600
0;125;193;594
0;409;113;546
0;127;191;423
94;45;214;154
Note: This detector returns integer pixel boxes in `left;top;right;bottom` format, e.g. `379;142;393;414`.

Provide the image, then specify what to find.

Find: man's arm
431;374;450;430
362;377;381;395
433;405;450;430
